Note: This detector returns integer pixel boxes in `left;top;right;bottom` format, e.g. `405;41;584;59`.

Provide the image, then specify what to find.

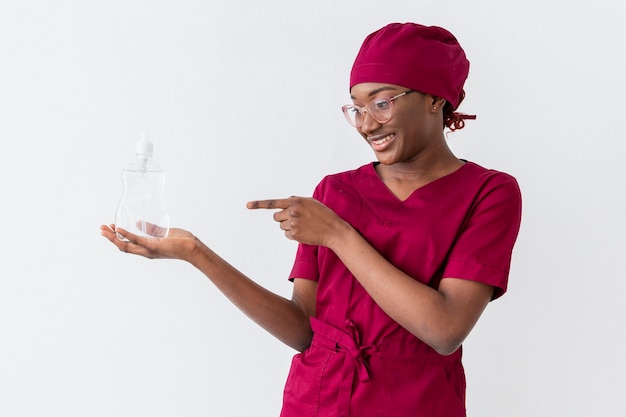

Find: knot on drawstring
310;317;377;417
343;319;372;382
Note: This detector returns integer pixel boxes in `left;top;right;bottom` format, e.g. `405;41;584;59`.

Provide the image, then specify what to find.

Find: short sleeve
442;172;522;299
288;243;319;282
288;180;327;282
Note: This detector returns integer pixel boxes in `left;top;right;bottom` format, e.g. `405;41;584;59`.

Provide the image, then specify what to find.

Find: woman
101;22;522;417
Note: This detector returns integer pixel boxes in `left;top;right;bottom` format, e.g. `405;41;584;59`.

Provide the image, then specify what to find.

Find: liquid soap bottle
115;134;170;239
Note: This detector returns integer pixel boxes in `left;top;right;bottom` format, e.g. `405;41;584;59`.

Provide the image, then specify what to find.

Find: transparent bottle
115;134;170;239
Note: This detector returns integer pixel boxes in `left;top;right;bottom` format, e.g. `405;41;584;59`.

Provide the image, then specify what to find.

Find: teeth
372;134;393;145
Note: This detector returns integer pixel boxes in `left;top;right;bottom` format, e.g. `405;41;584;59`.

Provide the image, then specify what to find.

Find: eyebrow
350;86;397;100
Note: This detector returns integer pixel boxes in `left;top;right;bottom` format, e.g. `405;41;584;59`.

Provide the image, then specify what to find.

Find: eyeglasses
341;90;415;128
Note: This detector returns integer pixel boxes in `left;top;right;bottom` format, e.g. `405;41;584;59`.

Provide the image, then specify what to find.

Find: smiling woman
101;22;522;417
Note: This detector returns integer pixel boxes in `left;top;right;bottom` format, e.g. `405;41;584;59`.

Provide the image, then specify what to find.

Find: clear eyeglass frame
341;90;415;128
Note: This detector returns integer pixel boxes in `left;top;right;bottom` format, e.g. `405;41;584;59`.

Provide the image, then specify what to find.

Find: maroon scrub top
283;162;522;417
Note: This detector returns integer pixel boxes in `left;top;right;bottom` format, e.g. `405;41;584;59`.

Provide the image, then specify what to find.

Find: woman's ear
430;96;447;112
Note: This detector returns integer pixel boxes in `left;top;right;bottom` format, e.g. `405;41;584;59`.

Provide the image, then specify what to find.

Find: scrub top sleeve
443;173;522;299
288;179;328;283
288;243;319;282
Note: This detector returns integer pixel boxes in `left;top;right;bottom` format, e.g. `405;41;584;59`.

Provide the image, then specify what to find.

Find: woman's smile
368;132;396;151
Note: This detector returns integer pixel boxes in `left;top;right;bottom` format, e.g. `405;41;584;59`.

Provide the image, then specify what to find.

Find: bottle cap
135;132;154;157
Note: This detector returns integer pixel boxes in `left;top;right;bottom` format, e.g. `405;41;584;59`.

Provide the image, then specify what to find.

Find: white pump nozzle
135;132;154;157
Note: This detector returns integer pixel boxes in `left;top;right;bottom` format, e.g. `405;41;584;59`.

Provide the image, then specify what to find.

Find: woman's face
349;82;443;166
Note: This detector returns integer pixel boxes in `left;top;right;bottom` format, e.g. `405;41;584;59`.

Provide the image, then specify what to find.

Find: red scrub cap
350;22;470;110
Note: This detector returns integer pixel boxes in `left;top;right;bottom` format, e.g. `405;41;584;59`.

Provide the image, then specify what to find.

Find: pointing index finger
246;198;290;210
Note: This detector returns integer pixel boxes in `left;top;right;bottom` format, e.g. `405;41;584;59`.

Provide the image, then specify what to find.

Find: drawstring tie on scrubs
310;317;375;417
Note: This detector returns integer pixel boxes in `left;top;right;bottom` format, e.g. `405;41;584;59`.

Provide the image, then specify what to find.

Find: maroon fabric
350;22;470;109
283;162;522;417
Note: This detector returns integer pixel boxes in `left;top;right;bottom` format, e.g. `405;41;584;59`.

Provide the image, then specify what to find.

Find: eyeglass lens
342;90;414;128
343;98;393;127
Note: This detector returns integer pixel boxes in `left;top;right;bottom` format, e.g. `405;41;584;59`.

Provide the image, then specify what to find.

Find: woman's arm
328;225;493;356
247;198;493;356
100;225;316;352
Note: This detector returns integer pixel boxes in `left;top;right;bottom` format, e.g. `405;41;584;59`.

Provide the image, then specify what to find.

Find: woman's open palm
100;224;199;261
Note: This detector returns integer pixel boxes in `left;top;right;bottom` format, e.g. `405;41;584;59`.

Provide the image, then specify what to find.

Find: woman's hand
100;224;200;262
246;197;351;248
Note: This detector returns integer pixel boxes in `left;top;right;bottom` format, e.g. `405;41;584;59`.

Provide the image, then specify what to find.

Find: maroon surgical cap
350;22;470;109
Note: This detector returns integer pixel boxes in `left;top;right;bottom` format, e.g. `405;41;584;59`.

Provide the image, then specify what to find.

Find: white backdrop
1;1;624;416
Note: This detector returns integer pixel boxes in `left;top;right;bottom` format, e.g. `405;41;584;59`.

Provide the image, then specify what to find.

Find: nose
359;110;381;134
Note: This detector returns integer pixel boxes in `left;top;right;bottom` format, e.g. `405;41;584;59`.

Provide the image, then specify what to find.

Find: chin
373;150;401;165
374;156;397;166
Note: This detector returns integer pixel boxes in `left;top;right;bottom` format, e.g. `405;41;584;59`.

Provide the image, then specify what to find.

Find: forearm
188;239;313;352
328;225;487;355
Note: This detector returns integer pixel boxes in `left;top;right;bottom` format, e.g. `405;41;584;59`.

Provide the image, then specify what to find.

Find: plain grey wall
1;1;624;416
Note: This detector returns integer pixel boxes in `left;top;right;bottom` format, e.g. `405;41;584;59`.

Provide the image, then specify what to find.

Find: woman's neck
374;146;464;200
